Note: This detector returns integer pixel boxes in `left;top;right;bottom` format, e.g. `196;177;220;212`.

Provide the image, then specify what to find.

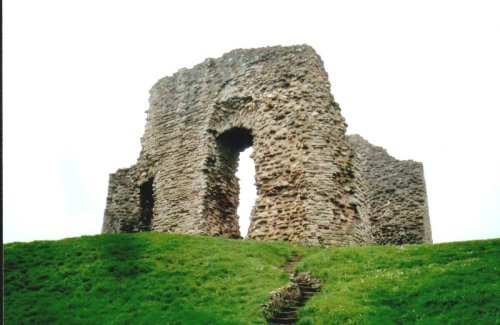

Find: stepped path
266;255;321;325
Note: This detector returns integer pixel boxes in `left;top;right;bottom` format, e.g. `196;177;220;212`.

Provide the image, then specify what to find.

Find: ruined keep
102;45;432;246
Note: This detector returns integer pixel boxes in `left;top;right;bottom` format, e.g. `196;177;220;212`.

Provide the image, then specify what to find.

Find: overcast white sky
4;0;500;243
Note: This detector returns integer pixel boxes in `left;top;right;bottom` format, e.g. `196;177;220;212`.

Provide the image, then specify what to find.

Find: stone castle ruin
102;45;432;246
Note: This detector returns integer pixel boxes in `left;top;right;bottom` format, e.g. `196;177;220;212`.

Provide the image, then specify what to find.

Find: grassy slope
4;233;300;324
4;234;499;324
297;240;500;324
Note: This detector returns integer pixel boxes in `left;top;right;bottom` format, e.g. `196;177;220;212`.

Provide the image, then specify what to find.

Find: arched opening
211;127;255;238
236;147;257;238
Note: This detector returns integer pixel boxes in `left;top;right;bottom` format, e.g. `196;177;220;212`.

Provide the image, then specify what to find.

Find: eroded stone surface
348;135;432;244
102;45;432;246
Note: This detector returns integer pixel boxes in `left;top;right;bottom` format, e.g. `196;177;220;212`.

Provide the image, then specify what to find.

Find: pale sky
4;0;500;243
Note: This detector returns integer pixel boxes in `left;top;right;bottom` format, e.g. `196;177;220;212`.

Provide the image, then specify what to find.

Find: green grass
296;240;500;325
4;234;499;324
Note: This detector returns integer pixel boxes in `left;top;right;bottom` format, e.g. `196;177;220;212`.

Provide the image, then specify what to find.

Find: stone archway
202;127;254;239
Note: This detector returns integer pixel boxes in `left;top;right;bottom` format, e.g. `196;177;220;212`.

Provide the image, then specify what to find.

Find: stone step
275;310;297;318
265;260;321;325
298;283;316;287
280;307;298;312
268;317;298;324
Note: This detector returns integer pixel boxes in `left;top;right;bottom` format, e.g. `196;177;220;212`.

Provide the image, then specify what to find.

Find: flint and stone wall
348;135;432;244
102;45;432;246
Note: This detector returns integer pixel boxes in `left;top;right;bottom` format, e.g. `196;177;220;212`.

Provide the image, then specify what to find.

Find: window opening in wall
139;179;154;231
236;147;257;238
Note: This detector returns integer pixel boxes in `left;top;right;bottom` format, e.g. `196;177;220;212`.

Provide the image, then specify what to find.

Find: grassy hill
4;233;499;324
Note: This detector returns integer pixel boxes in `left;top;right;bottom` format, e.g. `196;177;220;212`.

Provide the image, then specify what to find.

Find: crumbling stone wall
348;135;432;244
102;45;432;246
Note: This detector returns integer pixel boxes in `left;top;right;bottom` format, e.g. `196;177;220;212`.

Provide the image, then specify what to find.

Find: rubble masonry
102;45;432;246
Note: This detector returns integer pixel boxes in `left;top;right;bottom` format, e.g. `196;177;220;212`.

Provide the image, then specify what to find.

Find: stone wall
348;135;432;244
102;45;432;246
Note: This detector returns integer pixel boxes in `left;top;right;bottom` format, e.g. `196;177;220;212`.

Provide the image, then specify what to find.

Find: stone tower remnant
102;45;432;246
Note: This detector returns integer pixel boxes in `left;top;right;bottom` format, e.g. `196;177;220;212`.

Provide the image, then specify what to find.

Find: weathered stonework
348;135;432;244
102;45;432;246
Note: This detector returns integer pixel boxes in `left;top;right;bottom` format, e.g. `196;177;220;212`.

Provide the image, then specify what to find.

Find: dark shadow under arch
216;127;253;152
